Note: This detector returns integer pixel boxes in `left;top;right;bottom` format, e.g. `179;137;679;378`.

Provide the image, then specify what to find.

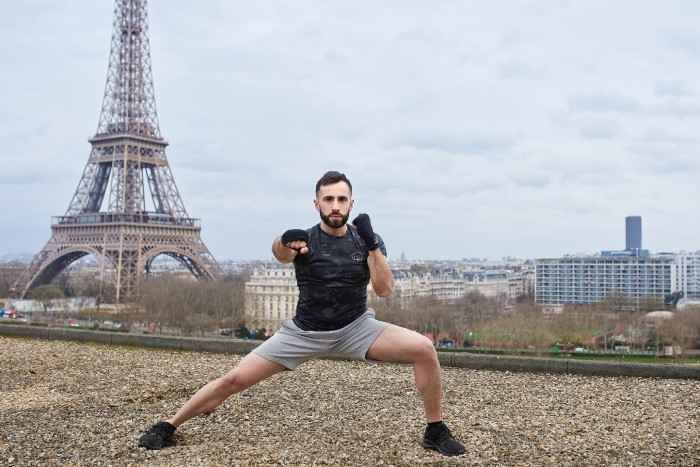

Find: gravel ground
1;337;700;466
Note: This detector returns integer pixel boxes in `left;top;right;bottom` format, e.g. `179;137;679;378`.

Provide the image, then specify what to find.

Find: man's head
315;171;352;197
314;171;354;231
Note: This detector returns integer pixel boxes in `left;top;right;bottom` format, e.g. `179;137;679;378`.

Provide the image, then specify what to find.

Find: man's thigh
226;351;287;391
252;321;328;370
365;325;434;362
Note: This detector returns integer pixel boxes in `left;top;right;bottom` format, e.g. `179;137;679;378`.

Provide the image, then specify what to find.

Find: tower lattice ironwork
11;0;222;303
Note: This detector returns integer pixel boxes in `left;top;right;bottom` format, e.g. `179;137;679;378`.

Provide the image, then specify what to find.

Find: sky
1;1;700;262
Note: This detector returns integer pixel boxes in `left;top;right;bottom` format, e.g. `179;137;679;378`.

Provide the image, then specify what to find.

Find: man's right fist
352;214;379;250
281;229;309;251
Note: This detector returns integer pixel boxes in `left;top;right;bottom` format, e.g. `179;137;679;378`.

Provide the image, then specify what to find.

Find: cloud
382;131;516;156
509;171;551;189
654;80;694;97
567;93;641;114
627;129;700;173
576;117;624;140
497;59;544;80
660;30;700;58
3;0;700;261
653;101;700;120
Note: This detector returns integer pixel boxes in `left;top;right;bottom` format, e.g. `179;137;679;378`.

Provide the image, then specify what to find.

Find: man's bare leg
365;325;442;422
168;352;286;427
366;324;465;456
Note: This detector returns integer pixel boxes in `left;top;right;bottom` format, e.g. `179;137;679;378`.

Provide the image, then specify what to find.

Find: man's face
314;181;353;229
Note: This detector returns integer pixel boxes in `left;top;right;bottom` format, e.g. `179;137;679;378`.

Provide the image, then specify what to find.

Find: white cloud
2;0;700;261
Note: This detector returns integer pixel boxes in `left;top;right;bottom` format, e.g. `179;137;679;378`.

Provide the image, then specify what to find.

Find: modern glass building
625;216;642;251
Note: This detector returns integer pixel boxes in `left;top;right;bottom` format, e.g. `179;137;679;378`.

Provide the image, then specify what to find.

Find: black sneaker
138;421;176;450
422;422;465;457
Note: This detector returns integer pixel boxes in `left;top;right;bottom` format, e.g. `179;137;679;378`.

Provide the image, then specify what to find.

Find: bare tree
456;290;500;325
139;275;247;337
665;308;700;361
415;296;452;344
638;296;663;313
140;276;185;333
372;294;417;330
205;279;246;332
599;293;634;313
27;284;65;319
504;300;548;354
0;261;26;297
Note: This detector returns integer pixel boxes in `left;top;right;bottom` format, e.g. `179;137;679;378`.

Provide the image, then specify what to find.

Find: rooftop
2;336;699;465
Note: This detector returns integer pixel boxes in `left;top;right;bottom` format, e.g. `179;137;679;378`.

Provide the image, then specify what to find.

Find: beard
320;211;349;229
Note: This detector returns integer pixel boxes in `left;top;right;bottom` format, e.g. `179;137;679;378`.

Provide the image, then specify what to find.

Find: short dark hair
315;171;352;196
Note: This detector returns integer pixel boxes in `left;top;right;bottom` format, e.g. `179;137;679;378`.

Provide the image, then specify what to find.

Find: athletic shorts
252;309;391;370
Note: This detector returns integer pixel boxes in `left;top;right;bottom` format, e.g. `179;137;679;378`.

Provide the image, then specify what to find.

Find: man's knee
216;354;284;395
217;371;248;395
413;334;439;362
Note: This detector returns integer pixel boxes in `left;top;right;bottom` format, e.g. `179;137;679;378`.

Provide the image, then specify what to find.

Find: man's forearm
272;236;296;263
368;249;394;297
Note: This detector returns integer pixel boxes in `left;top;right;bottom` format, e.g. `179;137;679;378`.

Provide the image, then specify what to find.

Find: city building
535;216;698;307
245;262;533;331
392;268;532;305
673;251;700;302
626;216;642;251
535;255;675;306
244;265;298;332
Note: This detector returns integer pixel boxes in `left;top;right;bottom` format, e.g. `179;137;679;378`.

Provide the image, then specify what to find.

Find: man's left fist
352;214;379;251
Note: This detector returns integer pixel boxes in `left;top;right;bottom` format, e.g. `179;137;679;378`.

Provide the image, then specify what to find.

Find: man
138;171;465;457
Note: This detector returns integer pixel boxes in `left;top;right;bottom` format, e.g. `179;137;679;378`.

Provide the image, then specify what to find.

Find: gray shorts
252;309;391;370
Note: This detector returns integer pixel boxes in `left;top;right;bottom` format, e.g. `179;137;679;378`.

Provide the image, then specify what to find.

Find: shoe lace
431;424;453;443
146;423;169;436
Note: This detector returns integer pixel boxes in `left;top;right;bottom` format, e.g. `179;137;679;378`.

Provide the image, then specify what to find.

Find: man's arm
272;229;309;264
367;248;394;297
352;214;394;297
272;236;296;264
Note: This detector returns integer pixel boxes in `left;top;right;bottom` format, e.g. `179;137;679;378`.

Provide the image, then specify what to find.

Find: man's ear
313;198;320;211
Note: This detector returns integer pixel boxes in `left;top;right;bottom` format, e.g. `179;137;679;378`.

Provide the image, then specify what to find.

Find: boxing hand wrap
352;214;380;251
281;229;309;250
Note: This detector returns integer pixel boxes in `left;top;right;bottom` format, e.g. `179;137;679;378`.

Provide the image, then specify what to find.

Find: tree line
0;263;247;337
2;262;699;355
370;291;700;357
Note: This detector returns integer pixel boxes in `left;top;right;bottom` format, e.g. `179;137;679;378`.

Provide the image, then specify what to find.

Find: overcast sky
2;1;700;262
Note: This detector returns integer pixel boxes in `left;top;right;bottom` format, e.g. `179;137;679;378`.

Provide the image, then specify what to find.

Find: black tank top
292;224;387;331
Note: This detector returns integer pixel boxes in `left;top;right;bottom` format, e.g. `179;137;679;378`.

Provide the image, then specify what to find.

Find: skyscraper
626;216;642;251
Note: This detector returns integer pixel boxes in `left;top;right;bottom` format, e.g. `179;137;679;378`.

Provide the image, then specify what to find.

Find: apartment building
535;216;700;307
244;266;298;332
674;251;700;301
535;254;675;306
392;269;531;304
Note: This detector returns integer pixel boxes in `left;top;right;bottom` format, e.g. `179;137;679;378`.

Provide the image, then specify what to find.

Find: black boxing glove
352;214;379;251
281;229;309;250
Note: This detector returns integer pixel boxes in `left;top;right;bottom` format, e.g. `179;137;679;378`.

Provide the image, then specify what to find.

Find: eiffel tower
11;0;222;303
